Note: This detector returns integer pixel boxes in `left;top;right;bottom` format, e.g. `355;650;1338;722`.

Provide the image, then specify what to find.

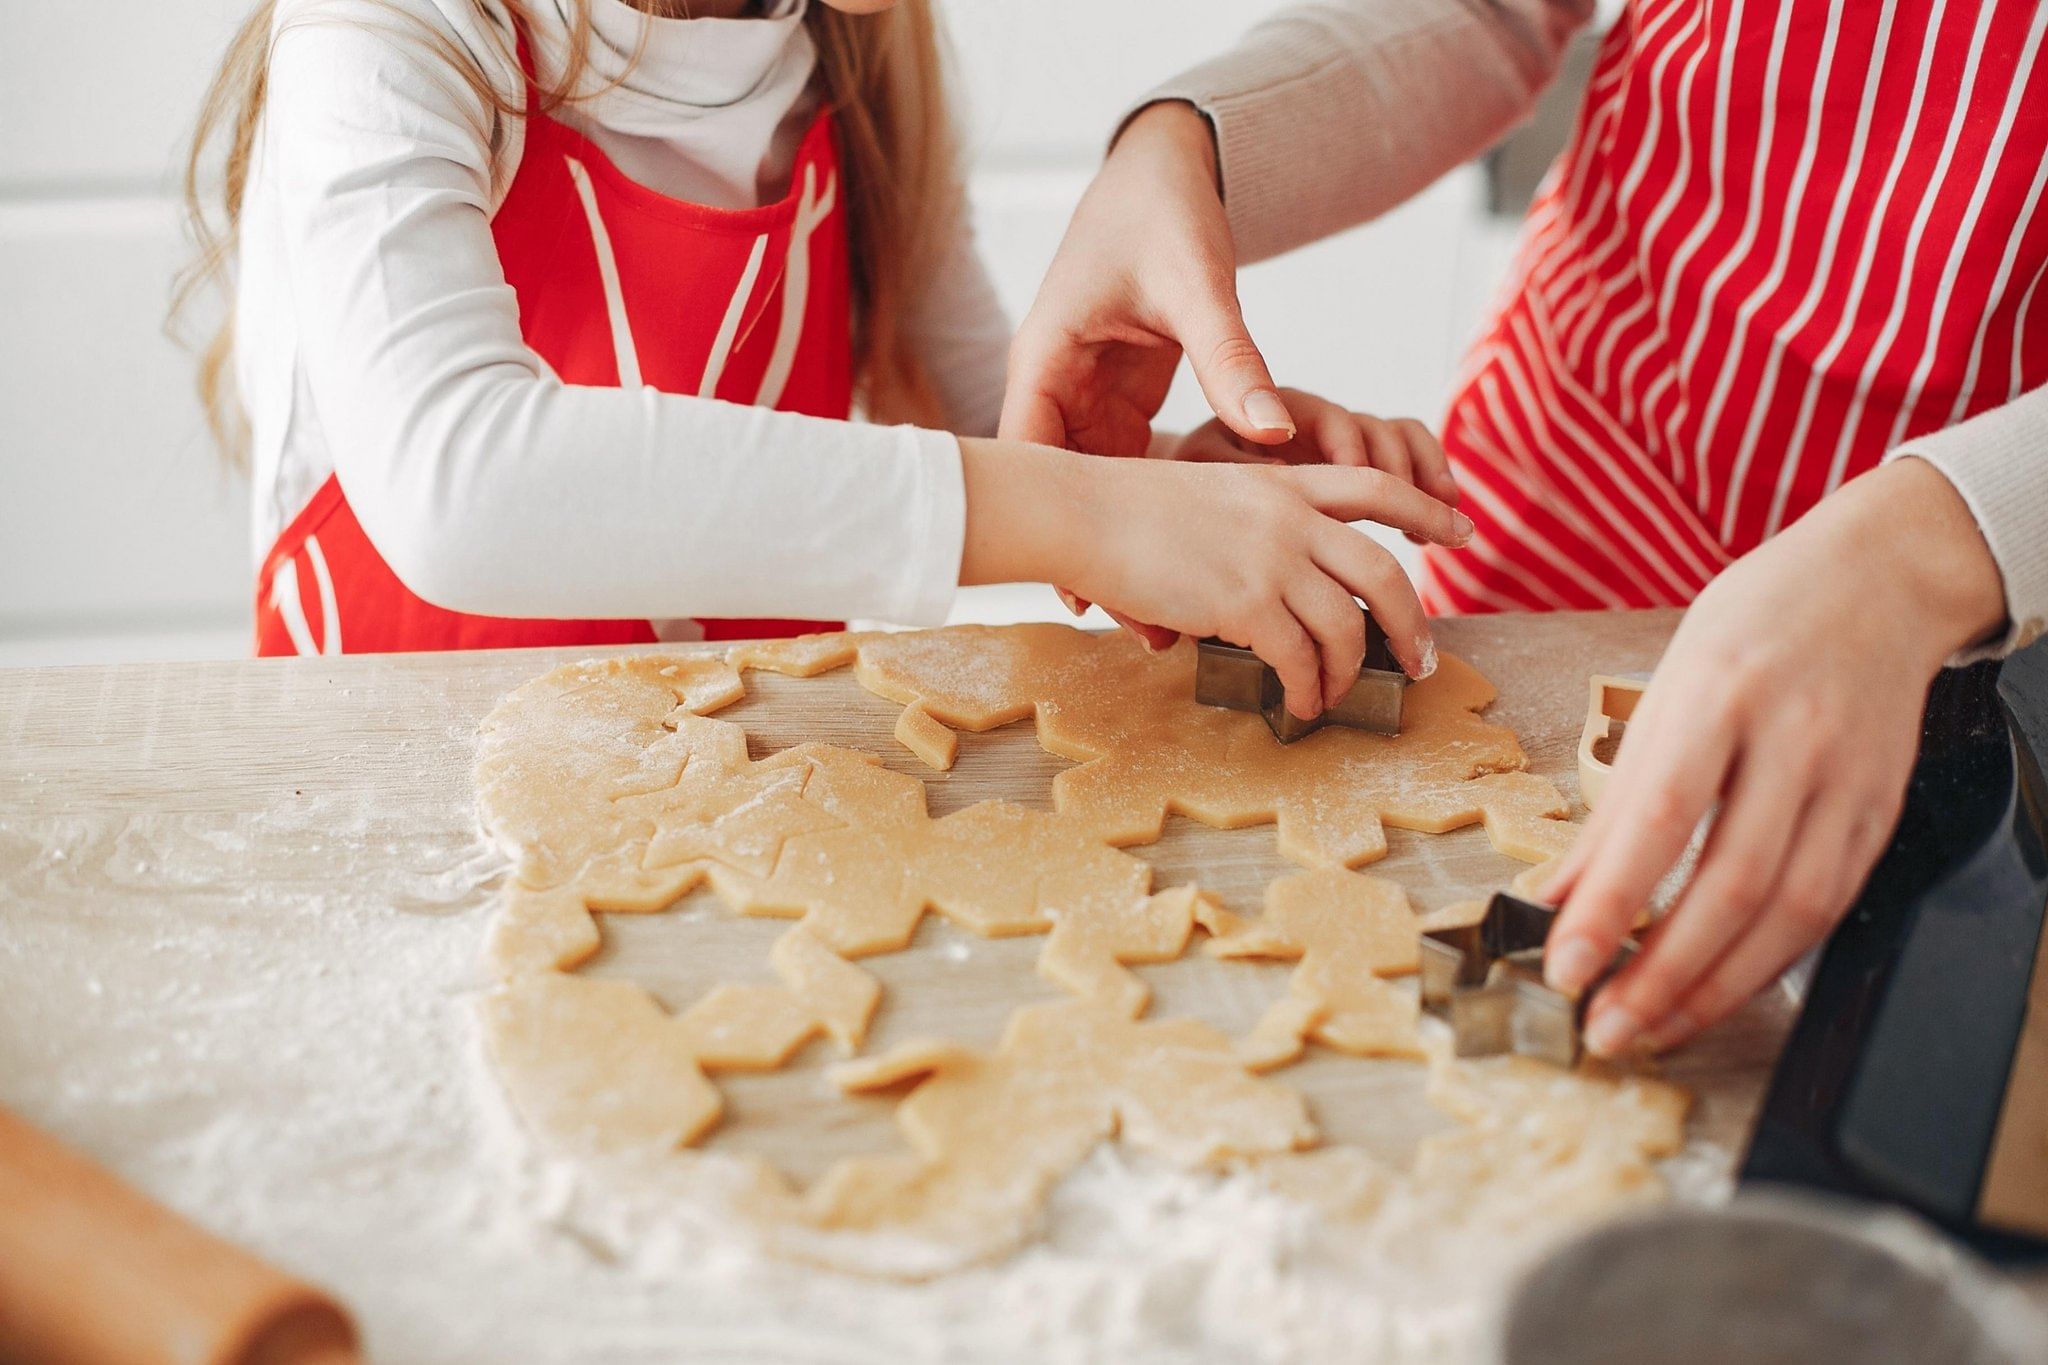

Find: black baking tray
1741;639;2048;1262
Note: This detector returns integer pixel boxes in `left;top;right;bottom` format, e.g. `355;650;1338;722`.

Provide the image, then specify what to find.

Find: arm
263;14;964;625
1885;388;2048;659
1001;0;1590;456
1542;448;2019;1059
262;3;1478;706
1140;0;1594;264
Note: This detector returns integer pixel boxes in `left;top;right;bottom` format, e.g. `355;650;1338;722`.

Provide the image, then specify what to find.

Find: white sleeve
903;188;1011;439
260;10;965;626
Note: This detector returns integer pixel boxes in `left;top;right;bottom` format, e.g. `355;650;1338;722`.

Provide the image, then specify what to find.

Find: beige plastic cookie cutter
1577;673;1650;810
1194;605;1408;743
1419;892;1634;1068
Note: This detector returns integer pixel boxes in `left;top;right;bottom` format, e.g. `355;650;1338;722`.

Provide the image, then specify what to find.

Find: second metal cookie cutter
1420;892;1635;1067
1577;673;1650;810
1193;606;1409;742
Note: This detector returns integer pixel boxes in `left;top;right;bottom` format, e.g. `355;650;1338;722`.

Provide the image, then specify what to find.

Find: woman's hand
1541;457;2009;1058
959;439;1472;719
1162;390;1464;504
1000;101;1287;457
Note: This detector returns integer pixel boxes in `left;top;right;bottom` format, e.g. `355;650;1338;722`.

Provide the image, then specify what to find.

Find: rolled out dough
470;627;1685;1273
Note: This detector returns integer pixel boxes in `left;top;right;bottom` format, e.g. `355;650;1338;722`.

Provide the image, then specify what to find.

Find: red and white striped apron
1423;0;2048;614
255;45;851;656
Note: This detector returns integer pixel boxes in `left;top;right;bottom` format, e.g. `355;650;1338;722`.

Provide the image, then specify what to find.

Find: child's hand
1160;390;1463;509
960;441;1473;720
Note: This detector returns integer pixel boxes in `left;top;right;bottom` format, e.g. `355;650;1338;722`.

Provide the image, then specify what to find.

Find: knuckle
1573;889;1638;937
1353;465;1395;495
1619;962;1684;1014
1637;789;1697;843
1235;585;1280;625
1778;886;1841;937
1716;866;1772;916
1683;979;1734;1027
1202;332;1266;376
1854;803;1904;857
1776;689;1834;741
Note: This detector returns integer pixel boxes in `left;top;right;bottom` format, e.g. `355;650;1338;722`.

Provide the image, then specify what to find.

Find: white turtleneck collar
520;0;822;209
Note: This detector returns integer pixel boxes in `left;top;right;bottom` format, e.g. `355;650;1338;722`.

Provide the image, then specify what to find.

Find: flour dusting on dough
467;625;1691;1326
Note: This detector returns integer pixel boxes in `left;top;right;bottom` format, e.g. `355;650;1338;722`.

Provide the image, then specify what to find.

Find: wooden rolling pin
0;1107;359;1365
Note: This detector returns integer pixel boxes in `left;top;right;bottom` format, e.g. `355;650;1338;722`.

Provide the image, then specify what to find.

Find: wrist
1111;100;1221;196
1821;458;2008;665
957;438;1093;588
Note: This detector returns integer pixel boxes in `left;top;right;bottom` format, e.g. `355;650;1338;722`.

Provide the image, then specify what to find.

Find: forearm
1133;0;1593;264
267;16;965;626
957;438;1087;587
1884;387;2048;660
341;374;964;624
1808;458;2008;671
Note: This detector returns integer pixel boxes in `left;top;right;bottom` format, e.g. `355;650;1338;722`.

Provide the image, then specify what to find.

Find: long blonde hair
174;0;955;466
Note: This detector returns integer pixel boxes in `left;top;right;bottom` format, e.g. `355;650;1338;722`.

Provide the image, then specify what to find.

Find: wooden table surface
0;609;1883;1358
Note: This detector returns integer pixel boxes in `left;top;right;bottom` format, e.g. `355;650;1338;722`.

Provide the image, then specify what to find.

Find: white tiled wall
0;0;1519;668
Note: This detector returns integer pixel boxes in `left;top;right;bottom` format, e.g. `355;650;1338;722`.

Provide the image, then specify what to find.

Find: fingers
1645;783;1902;1052
1179;296;1294;447
1283;573;1368;713
1310;522;1435;679
998;383;1073;451
1248;611;1323;721
1355;415;1413;483
1283;466;1474;547
1103;606;1182;653
1394;418;1461;506
1580;752;1803;1057
1544;684;1739;998
1279;394;1372;469
1058;588;1180;652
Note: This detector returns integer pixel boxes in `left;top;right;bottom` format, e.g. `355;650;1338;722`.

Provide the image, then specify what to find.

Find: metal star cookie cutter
1419;892;1635;1068
1193;605;1408;742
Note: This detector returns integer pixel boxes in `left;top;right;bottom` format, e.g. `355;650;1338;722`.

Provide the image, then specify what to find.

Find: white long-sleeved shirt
237;0;1008;628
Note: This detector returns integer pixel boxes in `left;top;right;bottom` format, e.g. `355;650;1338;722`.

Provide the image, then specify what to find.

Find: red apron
1423;0;2048;613
256;52;852;656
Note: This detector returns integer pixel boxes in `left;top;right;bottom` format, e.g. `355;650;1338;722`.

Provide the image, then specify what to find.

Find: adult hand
1000;100;1292;458
1540;457;2009;1057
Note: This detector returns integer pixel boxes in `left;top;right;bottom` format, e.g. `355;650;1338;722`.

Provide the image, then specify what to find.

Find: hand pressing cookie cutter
1419;892;1635;1067
1194;606;1408;742
1577;673;1650;810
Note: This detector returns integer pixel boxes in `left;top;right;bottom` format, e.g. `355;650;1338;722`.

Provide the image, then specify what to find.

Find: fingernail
1413;635;1438;680
1644;1009;1700;1053
1545;937;1604;995
1450;511;1475;545
1584;1004;1642;1059
1244;390;1295;435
